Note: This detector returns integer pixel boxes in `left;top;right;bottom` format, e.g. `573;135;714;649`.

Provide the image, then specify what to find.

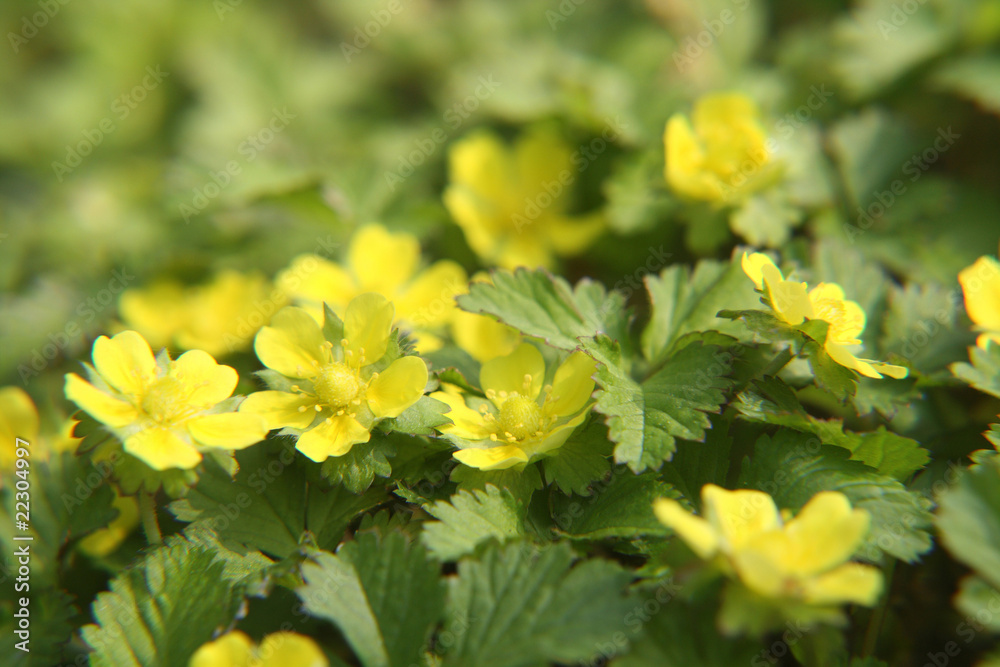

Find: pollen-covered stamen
812;298;864;344
496;392;543;441
140;375;199;424
313;361;363;411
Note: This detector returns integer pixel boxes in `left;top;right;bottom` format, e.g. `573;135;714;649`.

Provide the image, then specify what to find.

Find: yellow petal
451;310;521;363
729;540;787;598
93;331;157;396
665;114;723;201
959;256;1000;332
278;254;357;310
653;497;720;559
514;127;574;202
518;410;588;459
783;492;870;576
118;282;188;350
430;388;492;440
170;350;238;407
762;264;813;325
186;413;268;450
443;186;503;263
0;386;40;446
348;224;420;297
396;259;467;329
801;562;883;606
702;484;781;551
547;351;596;417
255;307;328;379
807;282;846;303
453;444;529;471
825;342;882;379
257;632;329;667
124;427;202;471
296;414;370;461
367;356;428;419
343;293;394;364
480;343;545;405
741;252;778;290
64;374;138;428
866;360;909;379
78;493;140;557
189;631;255;667
240;390;317;430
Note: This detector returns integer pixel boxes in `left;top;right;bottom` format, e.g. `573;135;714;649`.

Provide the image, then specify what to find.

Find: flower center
141;376;195;424
313;362;362;409
497;393;543;441
812;298;863;344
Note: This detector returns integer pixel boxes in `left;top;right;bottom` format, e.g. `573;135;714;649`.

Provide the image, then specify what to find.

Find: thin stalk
139;491;162;545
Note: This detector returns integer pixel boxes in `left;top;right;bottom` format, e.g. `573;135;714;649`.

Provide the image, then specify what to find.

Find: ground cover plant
2;0;1000;665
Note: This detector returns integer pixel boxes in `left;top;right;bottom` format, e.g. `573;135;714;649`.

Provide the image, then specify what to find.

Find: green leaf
456;267;628;351
0;589;76;666
660;413;734;503
439;541;634;667
420;485;525;560
954;575;1000;633
740;431;933;562
603;149;675;234
951;343;1000;399
450;463;543;504
171;443;386;559
584;336;734;472
82;535;253;667
880;281;968;373
319;435;397;493
540;417;612;496
641;256;761;363
729;190;803;248
297;530;445;667
385;395;452;435
551;471;675;539
931;55;1000;116
936;457;1000;591
736;376;929;479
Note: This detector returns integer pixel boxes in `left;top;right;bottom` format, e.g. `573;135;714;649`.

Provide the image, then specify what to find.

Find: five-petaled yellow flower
189;631;327;667
119;270;285;357
654;485;882;610
741;252;908;379
277;224;466;353
443;127;604;270
64;331;269;471
664;92;778;203
431;343;596;470
240;294;428;462
958;245;1000;349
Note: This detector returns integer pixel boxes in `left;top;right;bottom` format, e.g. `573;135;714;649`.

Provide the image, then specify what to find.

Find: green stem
139;491;162;545
760;346;794;379
861;558;895;657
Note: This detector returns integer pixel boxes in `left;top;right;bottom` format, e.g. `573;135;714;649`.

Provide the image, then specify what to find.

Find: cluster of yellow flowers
742;252;908;379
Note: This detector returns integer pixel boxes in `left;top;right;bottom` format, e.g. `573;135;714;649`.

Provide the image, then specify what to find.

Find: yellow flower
239;295;428;462
64;331;269;471
664;92;777;203
78;491;140;557
958;250;1000;349
450;272;521;363
431;343;596;470
189;631;327;667
443;127;604;270
654;485;882;608
0;387;82;488
277;224;466;353
119;270;285;357
741;252;908;379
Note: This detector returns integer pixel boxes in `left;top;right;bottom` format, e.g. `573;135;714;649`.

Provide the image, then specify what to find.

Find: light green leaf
420;485;525;560
439;542;633;667
951;343;1000;399
741;430;933;562
171;442;386;559
931;55;1000;117
936;457;1000;591
584;336;733;472
954;575;1000;633
386;395;453;436
729;191;803;248
297;530;445;667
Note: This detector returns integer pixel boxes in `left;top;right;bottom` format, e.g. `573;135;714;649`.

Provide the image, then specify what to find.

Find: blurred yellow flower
277;224;466;353
189;631;327;667
240;295;428;462
741;252;908;379
0;387;81;488
64;331;269;471
78;491;140;557
431;343;595;470
664;93;777;203
958;249;1000;349
450;272;521;363
120;270;285;357
443;127;604;270
654;485;881;609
